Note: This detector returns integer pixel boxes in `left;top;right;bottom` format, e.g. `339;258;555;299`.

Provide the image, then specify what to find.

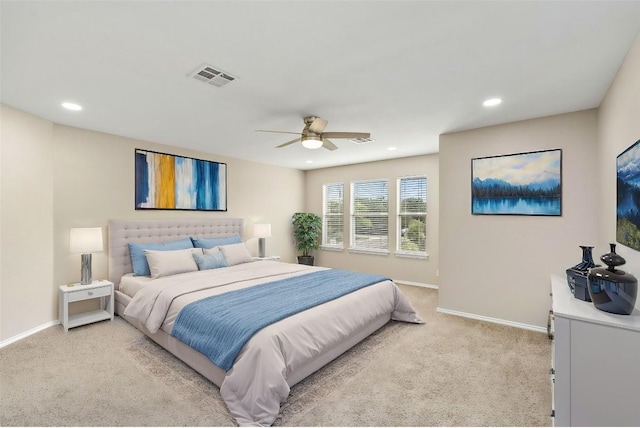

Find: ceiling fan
256;116;371;151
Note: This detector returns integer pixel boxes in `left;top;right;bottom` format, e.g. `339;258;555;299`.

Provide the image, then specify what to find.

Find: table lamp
70;227;104;285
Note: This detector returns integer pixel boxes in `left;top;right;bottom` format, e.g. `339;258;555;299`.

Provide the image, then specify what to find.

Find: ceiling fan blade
322;138;338;151
276;137;302;148
308;118;328;134
321;132;370;139
256;129;303;135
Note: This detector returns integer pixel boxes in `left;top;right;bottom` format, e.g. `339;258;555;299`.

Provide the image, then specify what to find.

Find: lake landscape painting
616;139;640;251
472;149;562;216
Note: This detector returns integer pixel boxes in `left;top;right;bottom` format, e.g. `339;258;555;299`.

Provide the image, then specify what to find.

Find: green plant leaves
292;212;322;257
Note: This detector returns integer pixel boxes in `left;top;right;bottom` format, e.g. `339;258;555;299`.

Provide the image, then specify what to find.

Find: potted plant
292;212;322;266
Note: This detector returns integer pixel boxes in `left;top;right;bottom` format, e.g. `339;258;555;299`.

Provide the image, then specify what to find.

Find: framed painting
135;148;227;211
471;149;562;216
616;139;640;251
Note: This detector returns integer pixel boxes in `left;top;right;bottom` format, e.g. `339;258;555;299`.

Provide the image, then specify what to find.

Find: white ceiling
2;1;640;170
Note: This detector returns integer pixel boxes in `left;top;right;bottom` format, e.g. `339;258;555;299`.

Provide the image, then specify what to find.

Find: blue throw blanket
171;269;390;371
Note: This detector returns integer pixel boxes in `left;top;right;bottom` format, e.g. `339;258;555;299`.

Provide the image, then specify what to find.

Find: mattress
118;273;153;297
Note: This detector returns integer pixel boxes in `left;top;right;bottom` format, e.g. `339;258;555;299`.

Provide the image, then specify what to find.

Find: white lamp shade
301;137;323;149
70;227;104;253
253;224;272;238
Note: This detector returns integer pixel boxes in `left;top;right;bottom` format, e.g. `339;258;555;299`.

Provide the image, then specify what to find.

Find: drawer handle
88;291;93;296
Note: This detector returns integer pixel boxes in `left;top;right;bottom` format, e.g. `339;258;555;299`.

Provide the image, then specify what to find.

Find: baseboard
0;320;60;348
436;307;546;333
393;279;438;289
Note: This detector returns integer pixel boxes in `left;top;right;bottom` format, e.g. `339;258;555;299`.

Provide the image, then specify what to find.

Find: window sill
320;245;344;252
348;248;390;256
394;251;429;260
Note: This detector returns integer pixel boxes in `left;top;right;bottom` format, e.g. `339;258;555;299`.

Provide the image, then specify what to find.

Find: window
397;176;427;254
350;179;388;252
322;183;344;248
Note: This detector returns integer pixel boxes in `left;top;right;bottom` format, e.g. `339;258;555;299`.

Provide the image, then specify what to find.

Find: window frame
321;182;344;249
396;175;428;257
349;178;389;255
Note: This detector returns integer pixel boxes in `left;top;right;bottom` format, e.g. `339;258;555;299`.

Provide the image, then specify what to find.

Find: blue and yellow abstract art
135;149;227;211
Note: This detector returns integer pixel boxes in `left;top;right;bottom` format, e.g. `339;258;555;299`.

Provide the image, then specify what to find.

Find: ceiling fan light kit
301;137;323;150
256;116;371;151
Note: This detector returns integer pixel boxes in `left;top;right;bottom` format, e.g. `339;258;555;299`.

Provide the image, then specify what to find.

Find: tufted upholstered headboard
108;218;244;288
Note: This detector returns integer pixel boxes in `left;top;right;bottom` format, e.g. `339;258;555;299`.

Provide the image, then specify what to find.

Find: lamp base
80;253;92;285
258;238;266;258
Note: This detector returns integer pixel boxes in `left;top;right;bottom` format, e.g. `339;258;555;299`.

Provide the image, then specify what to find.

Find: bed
108;218;423;426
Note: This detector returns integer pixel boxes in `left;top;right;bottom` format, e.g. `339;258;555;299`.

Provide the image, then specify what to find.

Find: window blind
398;176;427;253
351;179;388;251
322;183;344;247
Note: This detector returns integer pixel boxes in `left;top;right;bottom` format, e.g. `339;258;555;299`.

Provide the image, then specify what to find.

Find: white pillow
144;248;203;278
218;242;252;266
203;246;222;255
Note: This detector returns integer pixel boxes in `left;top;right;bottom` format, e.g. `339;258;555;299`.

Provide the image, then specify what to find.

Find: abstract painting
471;149;562;216
135;149;227;211
616;139;640;251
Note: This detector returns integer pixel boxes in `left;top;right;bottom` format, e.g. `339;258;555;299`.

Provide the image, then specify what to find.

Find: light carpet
0;285;552;426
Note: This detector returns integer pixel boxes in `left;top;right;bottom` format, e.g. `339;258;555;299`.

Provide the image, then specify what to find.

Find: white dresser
550;274;640;426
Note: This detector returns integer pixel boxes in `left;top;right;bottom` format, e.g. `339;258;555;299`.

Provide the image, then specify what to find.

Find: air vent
349;137;375;145
189;64;238;88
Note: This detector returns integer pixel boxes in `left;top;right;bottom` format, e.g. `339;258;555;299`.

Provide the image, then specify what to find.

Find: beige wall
1;105;55;340
597;34;640;275
304;154;439;285
439;110;599;329
1;106;305;342
52;124;305;289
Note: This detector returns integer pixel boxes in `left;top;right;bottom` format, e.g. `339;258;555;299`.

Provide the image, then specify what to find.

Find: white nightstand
59;280;114;332
252;256;281;261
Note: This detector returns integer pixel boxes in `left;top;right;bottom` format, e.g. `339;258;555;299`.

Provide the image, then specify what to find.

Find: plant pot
297;255;314;266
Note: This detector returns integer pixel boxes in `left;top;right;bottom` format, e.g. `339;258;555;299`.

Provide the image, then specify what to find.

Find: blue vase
587;244;638;315
566;245;598;301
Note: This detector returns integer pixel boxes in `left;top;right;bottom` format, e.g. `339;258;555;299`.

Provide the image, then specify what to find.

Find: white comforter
124;261;423;426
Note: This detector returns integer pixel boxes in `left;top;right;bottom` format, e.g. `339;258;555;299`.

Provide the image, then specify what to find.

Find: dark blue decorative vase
587;243;638;315
566;245;598;301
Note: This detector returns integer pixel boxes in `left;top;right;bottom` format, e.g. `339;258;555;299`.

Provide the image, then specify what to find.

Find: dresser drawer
67;285;111;302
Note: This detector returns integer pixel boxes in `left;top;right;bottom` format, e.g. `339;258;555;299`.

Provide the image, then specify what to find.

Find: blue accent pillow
128;238;194;276
191;234;242;249
193;252;228;270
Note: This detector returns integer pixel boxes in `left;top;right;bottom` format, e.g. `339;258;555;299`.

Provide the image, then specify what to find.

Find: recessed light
306;160;313;164
62;102;82;111
483;98;502;107
387;147;397;151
